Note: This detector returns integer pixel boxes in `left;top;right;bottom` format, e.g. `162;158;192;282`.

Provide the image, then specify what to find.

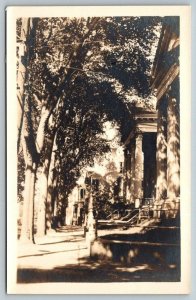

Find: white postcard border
6;5;191;294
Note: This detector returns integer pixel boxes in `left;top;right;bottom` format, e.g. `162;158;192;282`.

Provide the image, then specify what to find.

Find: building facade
123;18;180;219
152;18;180;218
65;146;124;225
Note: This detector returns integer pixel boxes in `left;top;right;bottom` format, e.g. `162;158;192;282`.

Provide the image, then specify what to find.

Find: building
152;17;180;218
123;17;180;219
123;106;157;208
65;145;124;225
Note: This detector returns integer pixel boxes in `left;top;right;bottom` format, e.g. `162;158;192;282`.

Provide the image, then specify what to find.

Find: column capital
168;77;180;100
135;132;143;140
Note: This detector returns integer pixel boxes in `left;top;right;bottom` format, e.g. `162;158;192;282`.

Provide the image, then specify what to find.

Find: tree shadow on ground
17;218;181;283
17;257;180;283
101;225;180;244
92;222;180;271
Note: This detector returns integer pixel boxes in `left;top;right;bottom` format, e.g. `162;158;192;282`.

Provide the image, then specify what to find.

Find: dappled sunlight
168;264;177;269
167;94;180;200
116;264;152;273
157;170;167;183
91;240;112;259
156;170;167;196
15;14;181;287
17;246;180;283
157;137;167;159
17;215;180;283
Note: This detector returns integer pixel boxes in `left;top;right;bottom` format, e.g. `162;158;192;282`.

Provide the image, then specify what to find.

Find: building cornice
156;63;179;102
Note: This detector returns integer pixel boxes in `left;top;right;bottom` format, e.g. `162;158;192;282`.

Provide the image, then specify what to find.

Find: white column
167;96;180;200
130;143;135;203
156;102;167;201
134;134;144;207
125;150;132;202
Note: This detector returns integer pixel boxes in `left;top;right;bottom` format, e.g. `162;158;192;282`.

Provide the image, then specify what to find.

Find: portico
123;110;157;208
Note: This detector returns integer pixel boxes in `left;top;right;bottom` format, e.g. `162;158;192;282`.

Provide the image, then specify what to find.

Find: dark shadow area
90;218;180;282
101;226;180;244
91;239;180;268
17;220;180;283
17;258;180;283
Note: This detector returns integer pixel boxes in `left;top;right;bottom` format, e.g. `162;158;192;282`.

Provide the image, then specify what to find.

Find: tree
17;18;39;243
17;16;162;241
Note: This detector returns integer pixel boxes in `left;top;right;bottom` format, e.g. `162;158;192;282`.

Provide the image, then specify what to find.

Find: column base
134;198;141;208
153;198;180;219
162;197;180;218
153;199;165;219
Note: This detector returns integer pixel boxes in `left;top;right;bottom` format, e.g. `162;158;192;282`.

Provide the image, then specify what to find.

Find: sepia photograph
6;6;191;294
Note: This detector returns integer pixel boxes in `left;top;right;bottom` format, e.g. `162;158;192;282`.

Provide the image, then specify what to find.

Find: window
120;162;123;173
92;179;99;191
80;189;85;199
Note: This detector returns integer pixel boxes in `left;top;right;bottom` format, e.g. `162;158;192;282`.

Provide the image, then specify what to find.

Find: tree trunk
36;164;48;237
35;134;55;237
21;102;57;239
19;82;41;243
17;18;30;153
36;105;51;153
46;134;58;232
20;161;36;243
18;18;39;243
17;18;38;153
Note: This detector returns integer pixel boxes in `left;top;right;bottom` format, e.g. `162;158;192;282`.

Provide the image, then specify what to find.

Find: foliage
17;150;25;202
17;16;162;216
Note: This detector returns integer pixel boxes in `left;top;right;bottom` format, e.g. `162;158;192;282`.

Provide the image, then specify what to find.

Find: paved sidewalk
18;226;90;270
17;223;180;283
17;220;155;268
